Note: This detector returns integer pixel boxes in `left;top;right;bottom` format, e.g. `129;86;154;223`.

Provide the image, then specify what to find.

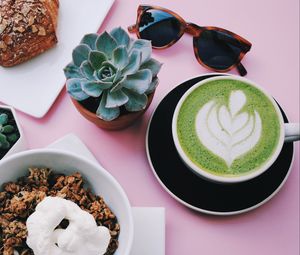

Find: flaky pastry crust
0;0;59;67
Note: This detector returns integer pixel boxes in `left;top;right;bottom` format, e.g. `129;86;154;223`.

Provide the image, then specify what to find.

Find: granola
0;168;120;255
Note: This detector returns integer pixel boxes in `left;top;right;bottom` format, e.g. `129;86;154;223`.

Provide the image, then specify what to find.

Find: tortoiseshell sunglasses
128;5;252;76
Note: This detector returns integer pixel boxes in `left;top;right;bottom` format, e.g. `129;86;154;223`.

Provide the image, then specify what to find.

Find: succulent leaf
110;27;130;48
72;44;91;67
122;69;152;94
64;63;82;79
96;32;118;58
140;58;163;77
7;133;18;143
0;133;10;149
0;113;19;150
124;89;148;112
145;77;159;95
96;91;120;121
112;46;129;69
127;38;135;49
65;28;163;122
81;81;103;97
0;133;6;142
130;39;152;63
66;78;89;101
121;50;142;76
80;33;98;50
84;79;113;90
110;76;126;93
80;61;94;80
0;114;8;125
2;125;14;133
113;70;122;84
97;62;117;82
89;51;107;70
106;90;129;108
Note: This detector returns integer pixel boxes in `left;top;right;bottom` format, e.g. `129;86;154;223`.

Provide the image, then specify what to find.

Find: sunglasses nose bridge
184;23;201;37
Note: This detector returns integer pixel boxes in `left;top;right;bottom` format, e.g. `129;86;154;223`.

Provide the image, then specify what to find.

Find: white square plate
0;0;115;118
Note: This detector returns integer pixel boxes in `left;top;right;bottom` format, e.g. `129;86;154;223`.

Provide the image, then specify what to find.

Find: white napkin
47;133;165;255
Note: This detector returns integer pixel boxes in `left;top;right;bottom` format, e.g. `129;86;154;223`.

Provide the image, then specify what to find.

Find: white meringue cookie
26;197;111;255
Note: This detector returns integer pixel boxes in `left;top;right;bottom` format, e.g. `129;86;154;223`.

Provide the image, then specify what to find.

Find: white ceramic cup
172;76;300;184
0;149;134;255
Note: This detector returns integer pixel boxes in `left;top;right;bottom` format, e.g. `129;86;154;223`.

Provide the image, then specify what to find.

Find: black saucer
146;74;294;215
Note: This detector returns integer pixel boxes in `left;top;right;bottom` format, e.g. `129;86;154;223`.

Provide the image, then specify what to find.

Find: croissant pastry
0;0;59;67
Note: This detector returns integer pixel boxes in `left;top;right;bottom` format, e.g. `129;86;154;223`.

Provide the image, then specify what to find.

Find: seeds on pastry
28;16;35;26
21;4;31;16
31;24;38;33
13;26;25;33
37;26;46;36
0;41;7;50
0;0;59;66
14;13;23;23
0;24;6;33
3;34;13;45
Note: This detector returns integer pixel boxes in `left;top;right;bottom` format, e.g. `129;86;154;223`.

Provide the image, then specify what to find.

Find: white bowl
0;149;134;255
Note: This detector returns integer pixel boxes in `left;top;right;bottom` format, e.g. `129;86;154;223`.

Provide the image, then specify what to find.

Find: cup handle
284;123;300;142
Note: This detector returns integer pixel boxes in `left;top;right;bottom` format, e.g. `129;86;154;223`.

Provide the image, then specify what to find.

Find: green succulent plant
0;113;19;150
64;27;162;121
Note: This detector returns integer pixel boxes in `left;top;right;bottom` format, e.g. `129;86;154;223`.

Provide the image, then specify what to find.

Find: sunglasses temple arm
237;62;247;76
128;24;137;33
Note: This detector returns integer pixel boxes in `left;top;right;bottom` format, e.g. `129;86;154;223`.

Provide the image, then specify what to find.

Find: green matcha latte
176;79;281;177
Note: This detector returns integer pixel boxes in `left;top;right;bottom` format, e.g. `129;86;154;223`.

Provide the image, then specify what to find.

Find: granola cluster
0;168;120;255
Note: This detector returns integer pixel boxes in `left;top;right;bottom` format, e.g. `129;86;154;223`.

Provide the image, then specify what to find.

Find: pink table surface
11;0;300;254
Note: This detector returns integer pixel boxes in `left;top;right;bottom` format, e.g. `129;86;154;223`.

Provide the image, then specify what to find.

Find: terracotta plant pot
71;92;155;131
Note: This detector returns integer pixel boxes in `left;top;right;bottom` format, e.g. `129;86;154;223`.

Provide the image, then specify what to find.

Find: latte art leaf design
195;90;262;167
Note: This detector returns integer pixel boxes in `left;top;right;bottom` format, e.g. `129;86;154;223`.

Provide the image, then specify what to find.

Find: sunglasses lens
195;30;244;70
138;9;182;47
